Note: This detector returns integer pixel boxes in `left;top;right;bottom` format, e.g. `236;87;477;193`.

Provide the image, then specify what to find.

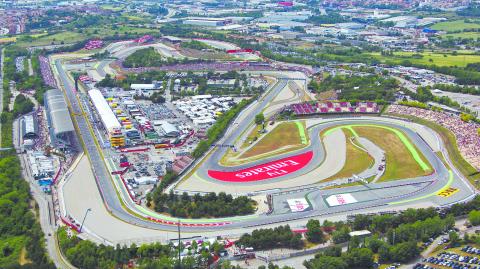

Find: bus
154;144;170;149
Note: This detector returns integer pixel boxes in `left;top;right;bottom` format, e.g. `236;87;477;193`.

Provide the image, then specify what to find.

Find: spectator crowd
39;55;57;88
388;105;480;170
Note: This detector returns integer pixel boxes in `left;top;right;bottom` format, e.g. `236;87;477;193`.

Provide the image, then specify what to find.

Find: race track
52;55;476;243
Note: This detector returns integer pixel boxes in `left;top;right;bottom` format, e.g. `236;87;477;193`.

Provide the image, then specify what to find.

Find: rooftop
44;89;75;135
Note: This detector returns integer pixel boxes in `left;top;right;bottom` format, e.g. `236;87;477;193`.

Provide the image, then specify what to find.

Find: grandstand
291;101;379;116
88;89;125;147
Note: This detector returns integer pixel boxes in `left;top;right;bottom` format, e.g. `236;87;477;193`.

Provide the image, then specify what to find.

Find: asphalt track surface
54;58;476;235
181;115;473;197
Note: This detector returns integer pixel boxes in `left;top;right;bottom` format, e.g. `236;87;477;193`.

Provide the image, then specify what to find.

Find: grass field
241;121;306;158
323;129;374;181
431;20;480;32
240;124;264;149
15;26;157;47
444;32;480;39
85;25;156;36
369;51;480;67
121;13;150;22
100;4;125;11
16;31;86;47
388;113;480;187
354;126;432;182
0;37;17;43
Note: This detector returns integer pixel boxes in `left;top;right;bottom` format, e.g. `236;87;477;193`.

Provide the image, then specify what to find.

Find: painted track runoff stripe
323;124;430;171
389;170;454;205
295;121;308;145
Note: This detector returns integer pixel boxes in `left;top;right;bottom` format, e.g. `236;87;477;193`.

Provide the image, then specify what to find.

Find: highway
51;54;476;243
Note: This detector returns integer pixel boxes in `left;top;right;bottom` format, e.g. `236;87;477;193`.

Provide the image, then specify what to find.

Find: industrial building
130;83;163;97
20;113;38;139
44;89;75;150
183;17;231;27
19;113;39;151
156;121;180;137
88;89;125;147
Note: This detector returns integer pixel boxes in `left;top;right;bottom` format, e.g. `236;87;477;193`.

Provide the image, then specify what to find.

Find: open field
431;20;480;32
387;113;480;186
369;51;480;67
444;32;480;39
121;13;151;22
0;37;17;43
16;31;85;47
354;126;432;182
323;129;374;181
241;121;306;158
15;26;157;47
100;4;125;11
84;25;156;36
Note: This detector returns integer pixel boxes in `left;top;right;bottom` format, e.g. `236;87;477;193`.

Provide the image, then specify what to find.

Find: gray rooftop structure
20;113;39;139
44;89;75;149
160;121;180;137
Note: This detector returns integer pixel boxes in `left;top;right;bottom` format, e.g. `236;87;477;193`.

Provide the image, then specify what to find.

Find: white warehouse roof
349;230;372;237
159;121;179;137
88;89;121;132
131;84;157;90
44;89;75;136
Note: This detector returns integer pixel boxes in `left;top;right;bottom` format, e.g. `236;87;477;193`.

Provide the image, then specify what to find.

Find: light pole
79;208;92;232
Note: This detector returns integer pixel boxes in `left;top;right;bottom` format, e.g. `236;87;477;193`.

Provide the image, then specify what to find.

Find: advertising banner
208;151;313;182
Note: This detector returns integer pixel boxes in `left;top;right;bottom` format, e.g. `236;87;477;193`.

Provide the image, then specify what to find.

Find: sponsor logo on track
437;187;459;197
325;193;358;207
208;151;313;182
287;198;310;212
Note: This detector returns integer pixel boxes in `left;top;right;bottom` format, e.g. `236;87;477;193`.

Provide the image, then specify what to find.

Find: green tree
449;231;460;247
255;113;265;125
332;226;351;244
352;215;371;230
306;219;324;243
389;241;419;263
13;94;34;117
236;225;304;250
342;248;374;269
322;246;342;257
469;210;480;225
366;236;385;253
304;255;348;269
349;236;361;250
378;245;391;263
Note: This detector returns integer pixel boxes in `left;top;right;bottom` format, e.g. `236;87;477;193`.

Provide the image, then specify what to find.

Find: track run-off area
51;51;477;245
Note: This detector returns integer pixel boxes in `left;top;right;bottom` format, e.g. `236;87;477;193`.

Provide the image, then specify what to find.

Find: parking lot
415;246;480;269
